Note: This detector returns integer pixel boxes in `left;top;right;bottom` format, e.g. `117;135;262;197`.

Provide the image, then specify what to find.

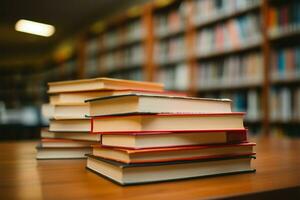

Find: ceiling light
15;19;55;37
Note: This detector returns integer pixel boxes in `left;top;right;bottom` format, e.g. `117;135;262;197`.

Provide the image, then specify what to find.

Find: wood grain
0;136;300;200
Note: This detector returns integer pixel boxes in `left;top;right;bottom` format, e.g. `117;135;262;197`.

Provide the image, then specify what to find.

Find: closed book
41;129;101;141
86;155;255;185
50;119;91;132
50;89;186;105
53;103;89;119
48;78;164;93
100;129;247;149
87;94;232;116
91;113;245;133
40;138;96;148
92;142;255;164
36;146;92;160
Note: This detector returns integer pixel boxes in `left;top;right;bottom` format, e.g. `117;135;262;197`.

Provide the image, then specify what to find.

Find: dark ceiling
0;0;145;61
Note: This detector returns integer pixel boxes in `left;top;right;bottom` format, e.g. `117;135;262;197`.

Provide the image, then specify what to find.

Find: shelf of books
192;0;263;135
2;0;300;138
82;6;146;81
152;0;190;91
268;0;300;137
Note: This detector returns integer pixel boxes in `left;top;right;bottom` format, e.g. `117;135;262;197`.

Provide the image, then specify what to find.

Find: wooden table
0;136;300;200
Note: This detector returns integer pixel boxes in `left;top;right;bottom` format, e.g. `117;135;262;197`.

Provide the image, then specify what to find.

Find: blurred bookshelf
1;0;300;138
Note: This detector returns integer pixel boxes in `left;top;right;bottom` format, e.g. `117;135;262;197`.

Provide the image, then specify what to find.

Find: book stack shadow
85;81;256;185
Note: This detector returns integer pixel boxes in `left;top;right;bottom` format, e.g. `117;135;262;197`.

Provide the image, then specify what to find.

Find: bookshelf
1;0;299;137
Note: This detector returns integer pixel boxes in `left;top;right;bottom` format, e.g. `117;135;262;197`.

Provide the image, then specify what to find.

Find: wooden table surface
0;136;300;200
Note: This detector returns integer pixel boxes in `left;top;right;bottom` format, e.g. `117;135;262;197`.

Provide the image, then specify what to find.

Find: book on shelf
157;63;189;90
155;37;185;64
196;13;261;56
41;128;101;142
99;129;247;149
268;1;300;37
193;0;260;25
202;91;261;122
47;77;163;93
270;87;295;122
100;44;144;71
271;46;300;81
92;142;255;164
87;94;232;116
91;113;245;133
197;52;263;89
86;155;255;185
154;6;184;37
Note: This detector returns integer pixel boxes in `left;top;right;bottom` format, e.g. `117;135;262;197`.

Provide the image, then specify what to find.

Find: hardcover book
86;155;255;185
92;142;255;163
48;78;164;93
87;94;232;116
91;113;245;133
99;129;247;149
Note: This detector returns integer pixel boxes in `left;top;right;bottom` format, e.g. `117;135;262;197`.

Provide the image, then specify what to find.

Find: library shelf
198;82;262;92
155;28;185;40
271;76;300;85
196;39;262;60
98;37;144;55
269;26;300;42
270;120;300;125
194;3;261;29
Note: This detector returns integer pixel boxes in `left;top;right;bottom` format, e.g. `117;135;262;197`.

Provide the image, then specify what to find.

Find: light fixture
15;19;55;37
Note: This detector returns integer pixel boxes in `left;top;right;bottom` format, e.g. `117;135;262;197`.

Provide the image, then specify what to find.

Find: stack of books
36;78;164;159
85;90;256;185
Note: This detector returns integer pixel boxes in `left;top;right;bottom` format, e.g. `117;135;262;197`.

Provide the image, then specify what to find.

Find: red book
92;142;255;164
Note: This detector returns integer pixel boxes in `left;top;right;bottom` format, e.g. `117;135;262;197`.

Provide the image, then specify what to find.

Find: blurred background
0;0;299;140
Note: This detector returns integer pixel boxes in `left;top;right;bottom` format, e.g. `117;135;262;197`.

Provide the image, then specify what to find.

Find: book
92;142;255;164
41;129;101;141
49;119;90;132
36;146;91;160
40;138;96;148
100;130;247;149
49;90;186;105
53;104;89;119
87;94;232;116
197;52;263;90
86;155;255;185
91;113;245;133
48;78;164;93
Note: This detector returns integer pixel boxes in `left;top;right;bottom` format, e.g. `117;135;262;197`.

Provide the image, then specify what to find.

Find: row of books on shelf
271;45;300;81
98;44;144;71
268;1;300;37
156;63;189;91
154;4;185;38
192;0;260;26
154;36;185;64
196;14;261;56
37;77;255;185
203;90;261;122
101;19;144;50
198;52;263;89
270;87;300;122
